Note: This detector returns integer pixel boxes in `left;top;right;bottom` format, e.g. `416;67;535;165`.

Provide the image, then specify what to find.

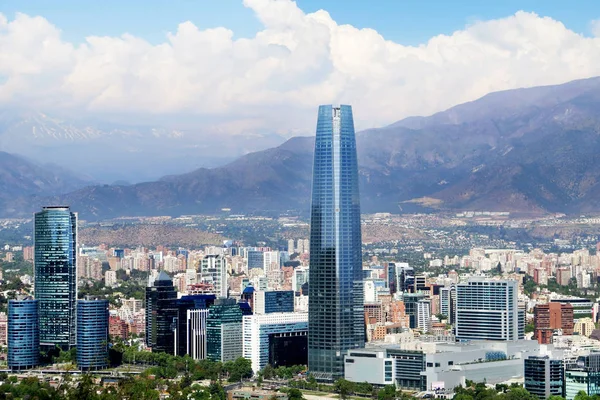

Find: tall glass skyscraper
7;298;39;370
145;271;177;349
34;206;77;350
76;297;109;370
308;105;364;381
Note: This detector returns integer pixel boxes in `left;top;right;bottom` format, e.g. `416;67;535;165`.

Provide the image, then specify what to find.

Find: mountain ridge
5;76;600;219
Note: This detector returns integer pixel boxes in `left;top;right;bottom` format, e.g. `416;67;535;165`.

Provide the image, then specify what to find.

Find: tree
377;385;397;400
262;364;276;380
574;391;592;400
501;387;537;400
334;379;354;400
548;396;566;400
287;388;304;400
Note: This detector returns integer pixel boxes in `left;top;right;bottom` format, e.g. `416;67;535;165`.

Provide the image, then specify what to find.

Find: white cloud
1;1;600;134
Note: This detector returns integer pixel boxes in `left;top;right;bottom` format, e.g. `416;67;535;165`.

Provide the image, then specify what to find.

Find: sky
2;0;600;134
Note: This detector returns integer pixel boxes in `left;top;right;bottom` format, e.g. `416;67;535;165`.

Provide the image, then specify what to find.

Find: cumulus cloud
1;0;600;134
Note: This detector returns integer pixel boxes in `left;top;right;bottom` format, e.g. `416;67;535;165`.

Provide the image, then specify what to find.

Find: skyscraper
145;271;177;348
34;206;77;350
308;105;364;381
7;298;39;370
76;297;109;370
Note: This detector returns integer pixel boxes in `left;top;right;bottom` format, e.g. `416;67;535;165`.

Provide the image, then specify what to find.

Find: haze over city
1;1;600;400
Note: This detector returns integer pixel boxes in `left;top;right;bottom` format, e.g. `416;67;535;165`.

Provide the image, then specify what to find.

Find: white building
187;309;209;360
263;251;280;273
104;270;117;288
200;254;228;298
242;312;308;373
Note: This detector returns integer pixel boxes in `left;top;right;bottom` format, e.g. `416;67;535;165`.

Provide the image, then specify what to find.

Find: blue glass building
76;297;109;370
308;105;364;381
7;298;39;370
34;206;77;350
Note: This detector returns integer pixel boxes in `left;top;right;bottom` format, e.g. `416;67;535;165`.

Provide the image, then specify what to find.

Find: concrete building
455;279;522;341
200;254;228;298
344;340;540;392
574;318;596;337
534;302;574;344
243;312;308;373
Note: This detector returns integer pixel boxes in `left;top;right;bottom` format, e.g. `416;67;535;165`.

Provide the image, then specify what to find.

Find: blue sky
2;0;600;45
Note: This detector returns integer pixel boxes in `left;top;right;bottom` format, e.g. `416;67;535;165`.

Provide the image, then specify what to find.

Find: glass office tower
76;297;109;370
145;271;177;348
34;206;77;350
308;105;364;381
7;298;39;370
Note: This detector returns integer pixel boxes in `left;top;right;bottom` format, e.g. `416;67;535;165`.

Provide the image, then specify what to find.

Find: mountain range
4;76;600;220
0;109;286;183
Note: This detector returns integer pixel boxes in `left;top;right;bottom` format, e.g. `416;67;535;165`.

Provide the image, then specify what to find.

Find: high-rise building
263;251;280;273
287;240;295;255
524;355;565;399
253;291;294;314
145;271;177;348
440;286;456;323
416;299;431;333
243;312;309;373
534;302;574;344
154;294;216;356
402;292;429;329
565;353;600;399
34;206;78;350
395;263;414;293
247;250;264;271
200;255;228;298
292;267;309;293
455;279;522;341
206;298;243;362
308;105;364;380
76;297;109;370
187;309;209;360
7;298;39;370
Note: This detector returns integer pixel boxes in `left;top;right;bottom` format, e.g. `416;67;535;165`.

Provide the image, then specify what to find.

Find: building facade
253;291;294;315
76;298;109;370
308;105;364;380
243;312;309;373
7;299;39;370
34;206;78;349
207;298;243;362
534;302;574;344
200;255;228;298
524;355;565;399
455;279;522;341
187;309;209;360
565;353;600;399
145;271;177;348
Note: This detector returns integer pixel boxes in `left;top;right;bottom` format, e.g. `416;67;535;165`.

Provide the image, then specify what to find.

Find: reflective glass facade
76;298;109;370
7;299;39;370
34;206;77;349
206;298;243;362
308;105;364;381
145;271;177;348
